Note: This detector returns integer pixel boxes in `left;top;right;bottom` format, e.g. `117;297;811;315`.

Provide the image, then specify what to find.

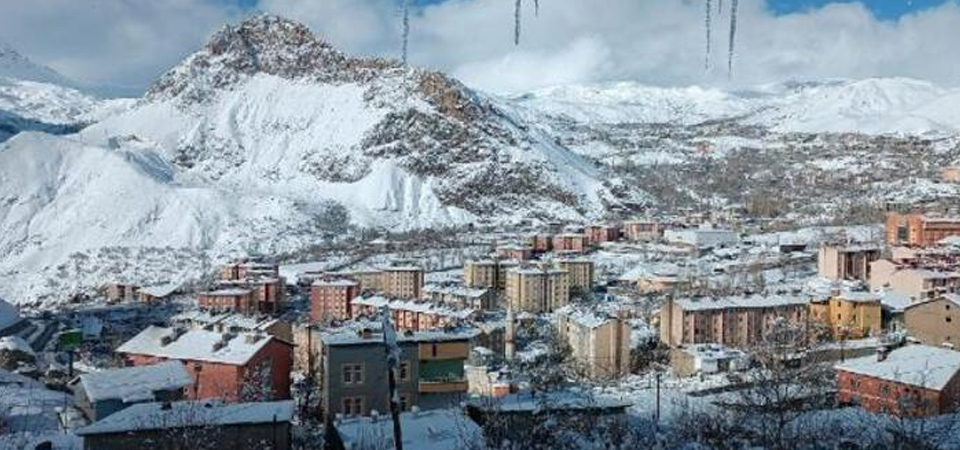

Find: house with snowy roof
836;344;960;417
116;325;293;402
330;408;481;450
73;361;192;421
76;400;294;450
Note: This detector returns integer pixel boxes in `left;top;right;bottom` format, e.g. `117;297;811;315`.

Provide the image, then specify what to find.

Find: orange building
552;233;589;253
623;220;664;241
496;245;533;261
887;213;960;247
585;225;621;245
528;234;554;253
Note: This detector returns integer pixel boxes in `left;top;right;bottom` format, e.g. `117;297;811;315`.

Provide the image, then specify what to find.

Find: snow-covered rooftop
79;361;192;403
676;294;807;311
835;345;960;391
312;278;359;287
336;409;481;450
138;282;181;298
352;295;476;320
422;283;489;298
116;326;279;365
555;305;616;329
321;326;478;347
76;400;294;435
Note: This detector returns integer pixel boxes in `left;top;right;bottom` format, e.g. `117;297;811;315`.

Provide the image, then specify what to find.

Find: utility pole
381;307;404;450
655;371;662;425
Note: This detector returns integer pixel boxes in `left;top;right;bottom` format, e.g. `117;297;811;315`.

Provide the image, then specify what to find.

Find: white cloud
5;0;960;95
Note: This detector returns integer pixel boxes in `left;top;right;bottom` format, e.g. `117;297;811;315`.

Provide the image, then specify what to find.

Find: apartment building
422;283;495;311
117;326;293;402
554;258;595;295
310;279;361;322
664;227;739;249
505;266;570;314
886;213;960;247
817;244;882;281
351;295;476;332
528;234;554;253
198;288;256;314
464;259;517;291
836;345;960;417
496;244;533;261
552;233;590;253
869;259;960;301
904;294;960;347
810;292;883;339
381;266;425;299
623;220;664;241
320;328;474;419
659;295;809;348
585;225;621;245
554;306;631;379
220;261;280;281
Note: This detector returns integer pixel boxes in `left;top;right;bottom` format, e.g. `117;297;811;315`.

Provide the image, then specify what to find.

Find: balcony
419;379;468;394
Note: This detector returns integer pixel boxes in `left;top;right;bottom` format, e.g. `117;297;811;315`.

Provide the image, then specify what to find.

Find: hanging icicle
728;0;739;78
514;0;522;45
705;0;712;71
401;0;411;65
534;0;540;17
718;0;723;15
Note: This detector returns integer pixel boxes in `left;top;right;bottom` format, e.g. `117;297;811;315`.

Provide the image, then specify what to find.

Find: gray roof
76;400;294;435
79;361;192;403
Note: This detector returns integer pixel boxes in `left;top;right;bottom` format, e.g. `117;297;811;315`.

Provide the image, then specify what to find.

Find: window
342;364;364;385
399;361;411;382
431;343;438;357
342;397;365;417
948;317;953;323
399;394;411;412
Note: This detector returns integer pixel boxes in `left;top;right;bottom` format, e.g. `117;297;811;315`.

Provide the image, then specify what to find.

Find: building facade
585;225;621;245
904;295;960;348
554;259;595;295
554;306;631;379
886;213;960;247
381;266;425;299
660;295;809;348
623;220;664;241
505;267;570;314
809;292;883;339
869;259;960;301
320;329;473;419
552;234;589;253
310;279;360;322
817;244;882;281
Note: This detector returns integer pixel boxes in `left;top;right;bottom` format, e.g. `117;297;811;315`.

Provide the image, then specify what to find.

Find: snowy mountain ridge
513;77;960;135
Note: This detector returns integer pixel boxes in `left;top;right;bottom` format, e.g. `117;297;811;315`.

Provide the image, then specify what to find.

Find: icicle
401;0;410;65
534;0;540;17
706;0;712;71
718;0;723;15
728;0;739;78
514;0;522;45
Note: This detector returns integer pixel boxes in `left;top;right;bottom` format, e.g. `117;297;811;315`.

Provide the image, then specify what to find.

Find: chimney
876;347;889;362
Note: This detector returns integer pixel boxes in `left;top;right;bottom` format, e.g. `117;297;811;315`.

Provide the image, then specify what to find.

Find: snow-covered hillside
513;77;960;135
0;42;72;86
0;15;641;305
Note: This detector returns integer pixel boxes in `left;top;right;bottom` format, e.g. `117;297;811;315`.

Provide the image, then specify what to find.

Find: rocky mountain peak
146;14;397;103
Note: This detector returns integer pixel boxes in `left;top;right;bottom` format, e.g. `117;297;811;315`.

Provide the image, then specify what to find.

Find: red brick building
212;277;286;315
496;245;533;261
310;279;360;322
117;326;293;402
887;213;960;247
199;289;256;313
528;234;554;253
585;225;621;245
836;345;960;417
553;234;589;253
221;261;280;281
623;220;664;241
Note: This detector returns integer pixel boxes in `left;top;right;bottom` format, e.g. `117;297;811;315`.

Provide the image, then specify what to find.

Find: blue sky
227;0;951;20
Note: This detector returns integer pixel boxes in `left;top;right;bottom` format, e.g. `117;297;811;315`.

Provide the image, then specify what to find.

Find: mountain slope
0;42;73;86
513;78;960;135
0;15;641;305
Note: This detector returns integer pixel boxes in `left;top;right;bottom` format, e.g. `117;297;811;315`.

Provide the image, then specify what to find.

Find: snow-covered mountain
0;15;640;305
513;77;960;135
0;42;132;142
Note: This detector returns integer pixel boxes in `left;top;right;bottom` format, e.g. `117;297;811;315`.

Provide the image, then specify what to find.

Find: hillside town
5;209;960;449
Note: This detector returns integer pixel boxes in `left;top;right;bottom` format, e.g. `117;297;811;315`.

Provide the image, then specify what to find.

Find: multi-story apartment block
320;328;474;419
623;220;664;241
505;267;569;313
198;288;256;314
836;345;960;417
817;244;882;281
870;259;960;301
212;276;286;315
381;266;425;299
552;233;590;253
810;291;883;339
554;306;631;379
117;326;293;402
464;260;517;291
554;258;594;295
585;225;621;245
422;283;495;311
351;295;476;332
496;244;533;261
528;234;554;253
221;261;280;281
659;295;809;348
904;294;960;347
887;213;960;247
311;279;361;322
